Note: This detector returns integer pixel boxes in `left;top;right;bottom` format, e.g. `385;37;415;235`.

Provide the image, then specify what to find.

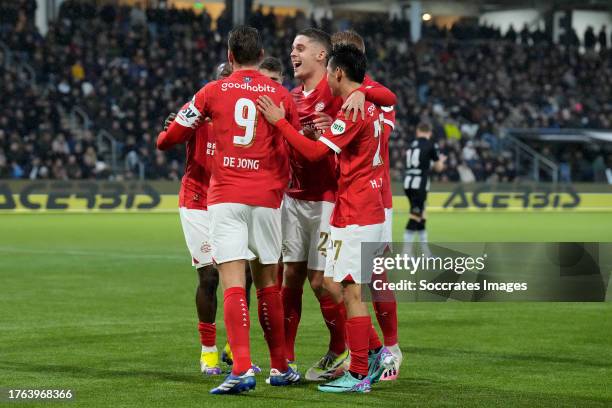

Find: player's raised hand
302;127;320;141
342;90;365;122
163;112;177;131
313;112;333;132
256;96;285;125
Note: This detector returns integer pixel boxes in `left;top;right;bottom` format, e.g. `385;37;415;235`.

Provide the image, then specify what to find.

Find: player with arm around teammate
281;28;397;381
257;44;394;393
163;26;301;394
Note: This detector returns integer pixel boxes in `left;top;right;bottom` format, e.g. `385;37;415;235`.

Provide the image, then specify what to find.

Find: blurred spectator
598;25;607;50
584;26;596;50
506;24;517;43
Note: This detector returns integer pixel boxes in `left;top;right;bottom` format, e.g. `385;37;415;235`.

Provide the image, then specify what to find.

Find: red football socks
371;269;399;346
368;324;383;351
223;287;251;375
257;286;288;372
346;316;371;376
197;321;216;347
281;286;303;362
318;295;347;355
373;300;399;346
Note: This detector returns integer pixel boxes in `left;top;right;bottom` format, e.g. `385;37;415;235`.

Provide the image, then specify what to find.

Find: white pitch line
0;246;185;260
0;319;195;331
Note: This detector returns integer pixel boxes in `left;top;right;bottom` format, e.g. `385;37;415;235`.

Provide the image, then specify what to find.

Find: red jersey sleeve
276;119;329;161
156;103;194;150
156;129;192;150
361;84;396;107
275;111;365;161
164;83;212;144
317;112;365;154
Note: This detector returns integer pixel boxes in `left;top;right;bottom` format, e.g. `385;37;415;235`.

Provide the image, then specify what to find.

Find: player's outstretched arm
156;107;198;150
362;84;396;107
158;85;211;150
257;95;329;161
341;86;397;122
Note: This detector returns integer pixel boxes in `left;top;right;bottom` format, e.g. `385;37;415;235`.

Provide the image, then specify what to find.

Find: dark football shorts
405;188;427;217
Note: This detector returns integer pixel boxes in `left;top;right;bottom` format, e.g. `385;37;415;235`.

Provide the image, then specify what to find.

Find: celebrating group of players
157;25;403;394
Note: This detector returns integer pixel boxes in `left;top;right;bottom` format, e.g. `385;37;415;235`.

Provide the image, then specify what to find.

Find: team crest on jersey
315;101;325;112
367;104;376;116
331;119;346;135
243;76;252;83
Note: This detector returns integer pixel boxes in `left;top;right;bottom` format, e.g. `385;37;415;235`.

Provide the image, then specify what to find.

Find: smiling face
291;35;327;81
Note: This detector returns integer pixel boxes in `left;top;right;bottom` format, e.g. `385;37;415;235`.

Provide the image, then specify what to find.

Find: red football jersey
156;105;213;210
363;75;395;210
179;121;215;210
379;106;395;209
317;101;385;228
172;70;298;209
288;76;343;202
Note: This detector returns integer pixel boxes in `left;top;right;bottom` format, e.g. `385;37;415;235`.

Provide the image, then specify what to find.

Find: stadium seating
1;0;610;181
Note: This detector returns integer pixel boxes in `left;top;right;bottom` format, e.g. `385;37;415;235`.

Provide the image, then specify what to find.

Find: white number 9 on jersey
233;98;257;147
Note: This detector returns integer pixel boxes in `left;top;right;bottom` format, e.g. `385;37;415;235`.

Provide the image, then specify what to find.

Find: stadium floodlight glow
422;13;432;21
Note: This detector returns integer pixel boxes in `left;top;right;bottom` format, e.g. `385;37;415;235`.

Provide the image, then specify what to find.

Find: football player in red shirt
281;28;397;381
163;26;300;394
157;62;264;377
330;30;402;382
257;44;394;393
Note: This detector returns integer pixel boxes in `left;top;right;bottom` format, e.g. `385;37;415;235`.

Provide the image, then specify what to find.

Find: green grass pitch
1;211;611;407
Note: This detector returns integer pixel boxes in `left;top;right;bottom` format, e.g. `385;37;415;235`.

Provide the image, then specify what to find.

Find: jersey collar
300;75;327;97
230;69;262;79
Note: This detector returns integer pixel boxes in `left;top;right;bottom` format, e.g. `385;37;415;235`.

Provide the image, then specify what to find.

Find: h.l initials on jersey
370;178;383;189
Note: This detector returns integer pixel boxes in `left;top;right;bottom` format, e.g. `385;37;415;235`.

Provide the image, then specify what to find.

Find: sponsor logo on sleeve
176;101;202;128
331;119;346;135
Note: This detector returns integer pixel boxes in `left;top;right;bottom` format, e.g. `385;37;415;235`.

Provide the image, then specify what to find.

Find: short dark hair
228;25;262;65
297;27;332;56
331;30;365;53
258;57;283;76
417;121;432;133
328;44;367;83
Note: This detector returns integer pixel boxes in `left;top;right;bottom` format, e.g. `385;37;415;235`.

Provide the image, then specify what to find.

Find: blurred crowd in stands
0;0;611;182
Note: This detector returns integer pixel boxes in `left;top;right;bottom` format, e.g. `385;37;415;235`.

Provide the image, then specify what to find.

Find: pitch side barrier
0;181;611;213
